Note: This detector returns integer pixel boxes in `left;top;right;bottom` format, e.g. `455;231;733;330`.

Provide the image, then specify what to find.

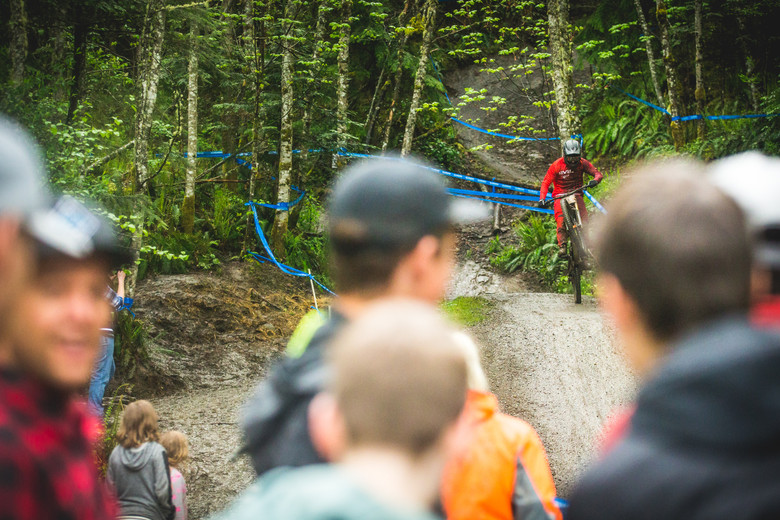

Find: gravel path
471;292;636;497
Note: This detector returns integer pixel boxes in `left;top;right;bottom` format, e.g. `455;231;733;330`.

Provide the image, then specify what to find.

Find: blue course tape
245;188;306;211
451;192;554;215
119;297;135;318
246;204;336;296
610;85;780;122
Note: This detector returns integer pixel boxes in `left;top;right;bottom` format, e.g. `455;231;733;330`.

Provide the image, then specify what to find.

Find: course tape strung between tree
336;150;609;215
245;203;336;296
610;85;780;122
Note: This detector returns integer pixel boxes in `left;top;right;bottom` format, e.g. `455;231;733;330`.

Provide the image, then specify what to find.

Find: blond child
108;400;174;520
160;431;189;520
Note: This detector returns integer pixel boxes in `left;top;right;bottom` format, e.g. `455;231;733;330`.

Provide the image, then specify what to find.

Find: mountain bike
541;182;596;304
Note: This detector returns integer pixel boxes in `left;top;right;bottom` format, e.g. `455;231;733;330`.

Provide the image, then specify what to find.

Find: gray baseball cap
328;158;489;251
0;117;132;268
0;116;50;219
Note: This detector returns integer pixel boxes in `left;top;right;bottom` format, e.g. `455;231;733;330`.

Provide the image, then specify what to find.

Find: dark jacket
242;310;347;475
569;317;780;520
108;441;175;520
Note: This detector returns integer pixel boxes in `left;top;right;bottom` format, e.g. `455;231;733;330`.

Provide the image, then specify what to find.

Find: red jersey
540;157;603;199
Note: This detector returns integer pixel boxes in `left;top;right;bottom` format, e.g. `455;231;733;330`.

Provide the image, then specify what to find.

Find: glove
585;179;599;189
538;199;550;208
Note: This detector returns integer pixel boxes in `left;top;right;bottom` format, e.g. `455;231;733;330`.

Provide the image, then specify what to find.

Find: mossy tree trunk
694;0;705;139
401;0;437;157
547;0;580;144
9;0;28;86
633;0;664;107
128;0;166;297
656;0;684;150
380;0;415;153
183;22;199;234
271;0;296;259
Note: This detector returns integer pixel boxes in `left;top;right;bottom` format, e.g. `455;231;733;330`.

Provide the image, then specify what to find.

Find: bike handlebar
539;181;598;207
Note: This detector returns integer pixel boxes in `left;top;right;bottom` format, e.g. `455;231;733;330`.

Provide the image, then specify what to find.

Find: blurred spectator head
709;152;780;298
310;300;467;460
160;430;190;468
5;195;131;390
118;400;160;449
593;160;751;371
327;158;487;301
0;117;49;321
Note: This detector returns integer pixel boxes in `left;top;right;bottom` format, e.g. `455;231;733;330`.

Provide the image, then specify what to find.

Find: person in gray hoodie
108;400;175;520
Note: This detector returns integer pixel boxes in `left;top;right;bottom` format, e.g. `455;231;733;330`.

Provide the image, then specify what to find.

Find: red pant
553;194;588;247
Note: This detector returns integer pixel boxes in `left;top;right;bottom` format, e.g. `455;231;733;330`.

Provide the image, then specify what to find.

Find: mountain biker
539;139;603;256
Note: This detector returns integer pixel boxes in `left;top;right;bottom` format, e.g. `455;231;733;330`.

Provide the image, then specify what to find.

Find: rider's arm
539;163;557;200
582;159;603;183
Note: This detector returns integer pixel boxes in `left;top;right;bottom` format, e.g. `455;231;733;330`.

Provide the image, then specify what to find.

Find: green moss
441;296;494;327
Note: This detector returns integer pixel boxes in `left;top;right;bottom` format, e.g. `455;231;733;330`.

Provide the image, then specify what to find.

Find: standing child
108;400;175;520
160;431;189;520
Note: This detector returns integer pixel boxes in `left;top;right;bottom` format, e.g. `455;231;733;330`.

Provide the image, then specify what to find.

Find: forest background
2;0;779;296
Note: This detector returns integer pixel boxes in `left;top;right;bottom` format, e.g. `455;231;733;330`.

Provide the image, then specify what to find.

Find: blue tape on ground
246;205;336;296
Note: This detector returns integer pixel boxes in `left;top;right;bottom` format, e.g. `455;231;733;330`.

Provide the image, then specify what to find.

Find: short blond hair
117;400;159;449
160;430;189;468
327;300;468;456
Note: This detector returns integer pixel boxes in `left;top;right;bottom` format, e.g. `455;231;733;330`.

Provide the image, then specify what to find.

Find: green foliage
140;231;220;278
114;313;149;381
213;187;247;245
489;215;567;289
95;383;131;476
283;231;332;288
441;296;494;326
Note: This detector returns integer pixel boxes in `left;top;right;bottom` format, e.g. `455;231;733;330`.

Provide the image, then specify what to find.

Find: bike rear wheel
570;262;582;304
561;202;584;304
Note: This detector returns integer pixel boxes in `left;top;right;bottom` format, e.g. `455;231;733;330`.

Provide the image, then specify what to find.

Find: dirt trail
469;291;635;497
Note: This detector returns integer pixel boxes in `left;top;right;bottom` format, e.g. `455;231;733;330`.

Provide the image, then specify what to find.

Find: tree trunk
694;0;705;139
183;23;199;234
271;0;296;258
335;0;353;151
547;0;580;144
736;16;759;111
9;0;28;86
127;0;166;298
300;0;330;166
633;0;664;107
242;0;266;254
380;0;415;153
66;18;89;124
51;3;67;101
400;0;437;157
656;0;684;150
364;66;387;145
133;1;166;191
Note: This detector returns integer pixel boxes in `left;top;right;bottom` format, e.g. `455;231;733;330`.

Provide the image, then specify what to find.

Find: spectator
0;118;126;519
161;430;190;520
568;160;780;520
241;158;487;475
89;268;127;416
108;400;175;520
441;334;561;520
709;151;780;328
216;300;468;520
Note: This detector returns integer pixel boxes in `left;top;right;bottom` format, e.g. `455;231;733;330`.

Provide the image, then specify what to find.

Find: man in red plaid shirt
0;117;129;519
